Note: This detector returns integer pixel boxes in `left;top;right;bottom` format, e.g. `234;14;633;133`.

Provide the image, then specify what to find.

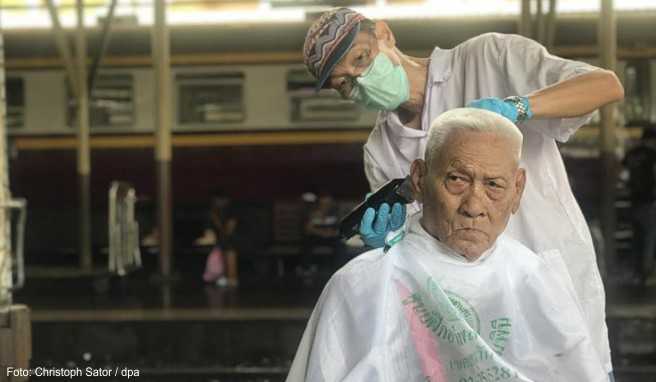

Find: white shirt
287;216;607;382
363;33;610;371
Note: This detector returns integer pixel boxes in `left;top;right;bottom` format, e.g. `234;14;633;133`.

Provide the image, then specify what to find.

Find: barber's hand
467;96;533;123
359;202;406;248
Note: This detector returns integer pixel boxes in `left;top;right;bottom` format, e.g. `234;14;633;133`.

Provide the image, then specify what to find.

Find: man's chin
449;236;490;261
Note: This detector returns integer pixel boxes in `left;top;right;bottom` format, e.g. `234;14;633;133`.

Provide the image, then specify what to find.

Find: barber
302;7;624;376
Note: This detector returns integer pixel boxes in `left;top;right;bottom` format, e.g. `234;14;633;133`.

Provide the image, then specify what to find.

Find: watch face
505;96;528;121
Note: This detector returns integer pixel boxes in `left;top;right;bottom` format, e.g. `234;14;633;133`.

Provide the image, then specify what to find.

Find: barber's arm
527;69;623;119
468;34;624;130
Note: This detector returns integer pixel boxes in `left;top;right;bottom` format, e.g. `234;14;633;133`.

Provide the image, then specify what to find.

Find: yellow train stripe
12;130;371;150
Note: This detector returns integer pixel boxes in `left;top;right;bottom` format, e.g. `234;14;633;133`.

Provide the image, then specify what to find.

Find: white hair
425;108;523;165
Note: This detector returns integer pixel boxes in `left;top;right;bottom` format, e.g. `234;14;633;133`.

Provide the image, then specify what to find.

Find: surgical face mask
349;52;410;111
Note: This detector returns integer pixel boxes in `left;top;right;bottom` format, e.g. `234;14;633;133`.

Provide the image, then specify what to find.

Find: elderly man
302;8;623;375
287;109;607;382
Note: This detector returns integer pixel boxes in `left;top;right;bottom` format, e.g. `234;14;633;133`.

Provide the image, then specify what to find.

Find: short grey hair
425;108;523;165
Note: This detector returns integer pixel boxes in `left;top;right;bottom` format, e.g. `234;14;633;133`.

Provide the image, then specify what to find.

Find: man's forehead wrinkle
445;156;510;179
447;159;474;174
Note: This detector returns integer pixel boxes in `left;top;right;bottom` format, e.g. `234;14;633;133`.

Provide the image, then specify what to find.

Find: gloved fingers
466;98;486;109
389;203;406;231
359;207;376;238
374;203;391;235
467;98;499;111
468;97;519;123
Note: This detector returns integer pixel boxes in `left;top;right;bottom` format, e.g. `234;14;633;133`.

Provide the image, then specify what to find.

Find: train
2;12;655;260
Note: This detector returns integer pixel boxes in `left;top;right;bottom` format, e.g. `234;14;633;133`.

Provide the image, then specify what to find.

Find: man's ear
410;159;426;203
511;168;526;214
374;20;396;49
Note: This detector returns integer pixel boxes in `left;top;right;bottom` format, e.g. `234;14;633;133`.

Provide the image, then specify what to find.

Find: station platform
11;266;656;382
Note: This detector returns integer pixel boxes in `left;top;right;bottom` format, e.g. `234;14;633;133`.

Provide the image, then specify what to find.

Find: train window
177;72;245;126
6;77;25;129
287;69;360;122
68;73;134;129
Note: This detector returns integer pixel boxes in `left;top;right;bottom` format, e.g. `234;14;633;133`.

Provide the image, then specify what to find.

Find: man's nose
459;184;487;219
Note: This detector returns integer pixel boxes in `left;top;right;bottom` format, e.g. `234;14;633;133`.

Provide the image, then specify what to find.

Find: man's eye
337;79;348;92
486;179;509;191
487;180;502;188
486;181;507;200
355;50;370;66
445;175;468;192
339;79;354;98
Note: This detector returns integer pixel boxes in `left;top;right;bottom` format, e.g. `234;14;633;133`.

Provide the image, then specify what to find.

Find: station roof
1;0;655;65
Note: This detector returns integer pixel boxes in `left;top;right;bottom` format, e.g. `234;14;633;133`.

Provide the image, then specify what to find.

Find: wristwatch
504;96;532;122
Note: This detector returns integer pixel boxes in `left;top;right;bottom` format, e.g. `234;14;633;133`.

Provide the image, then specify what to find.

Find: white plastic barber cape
287;216;607;382
362;33;611;372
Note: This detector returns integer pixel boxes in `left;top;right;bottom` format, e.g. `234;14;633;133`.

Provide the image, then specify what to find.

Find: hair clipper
339;176;415;240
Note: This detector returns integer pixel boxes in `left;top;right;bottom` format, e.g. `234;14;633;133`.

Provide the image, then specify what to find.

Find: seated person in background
304;191;340;242
622;127;656;285
198;191;240;287
298;191;341;280
287;108;608;382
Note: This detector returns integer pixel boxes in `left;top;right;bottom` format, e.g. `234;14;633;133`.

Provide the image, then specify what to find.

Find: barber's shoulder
458;32;506;48
459;33;537;58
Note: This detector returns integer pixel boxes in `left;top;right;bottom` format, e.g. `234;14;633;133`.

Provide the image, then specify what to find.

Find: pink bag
203;247;225;282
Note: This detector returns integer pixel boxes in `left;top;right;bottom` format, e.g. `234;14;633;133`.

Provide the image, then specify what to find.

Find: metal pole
519;0;532;38
599;0;618;277
546;0;558;50
44;0;78;98
77;0;92;271
152;0;173;279
0;31;11;307
88;0;118;93
536;0;545;44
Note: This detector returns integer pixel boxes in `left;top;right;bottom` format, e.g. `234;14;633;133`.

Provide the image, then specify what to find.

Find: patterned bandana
303;8;366;90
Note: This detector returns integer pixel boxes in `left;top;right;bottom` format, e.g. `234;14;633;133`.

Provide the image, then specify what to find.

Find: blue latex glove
359;202;406;248
467;96;533;124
